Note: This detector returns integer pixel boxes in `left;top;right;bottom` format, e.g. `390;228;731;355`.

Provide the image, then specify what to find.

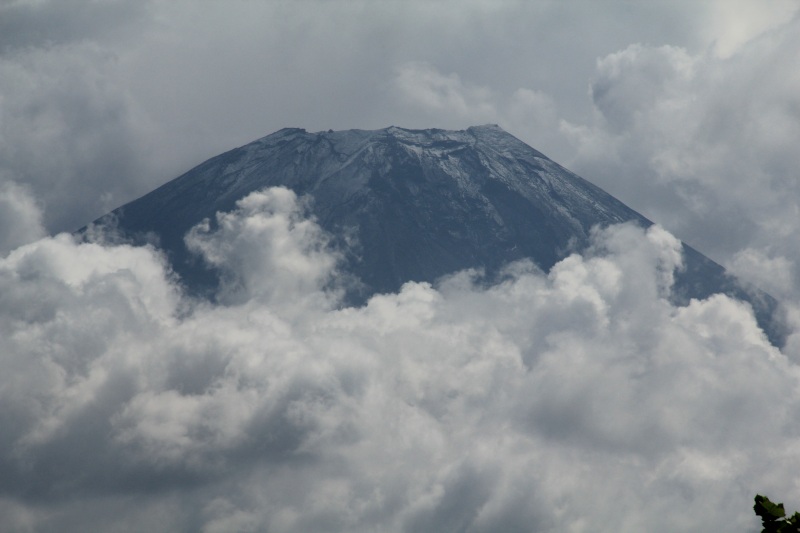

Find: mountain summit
88;125;784;344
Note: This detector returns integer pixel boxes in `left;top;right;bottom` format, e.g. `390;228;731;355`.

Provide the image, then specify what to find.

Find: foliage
754;495;800;532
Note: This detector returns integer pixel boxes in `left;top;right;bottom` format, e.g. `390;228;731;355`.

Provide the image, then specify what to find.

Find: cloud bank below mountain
1;188;797;532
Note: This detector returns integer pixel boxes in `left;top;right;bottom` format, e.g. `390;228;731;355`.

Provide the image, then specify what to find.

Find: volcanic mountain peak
87;125;785;345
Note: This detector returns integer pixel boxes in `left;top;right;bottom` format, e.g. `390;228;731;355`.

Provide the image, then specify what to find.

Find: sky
1;0;800;531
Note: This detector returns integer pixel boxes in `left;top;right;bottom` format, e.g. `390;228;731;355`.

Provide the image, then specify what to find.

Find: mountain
84;125;784;345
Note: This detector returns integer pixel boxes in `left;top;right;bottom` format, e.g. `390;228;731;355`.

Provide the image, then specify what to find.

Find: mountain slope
86;125;784;344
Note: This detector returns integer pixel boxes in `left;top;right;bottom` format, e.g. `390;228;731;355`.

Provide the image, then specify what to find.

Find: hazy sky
2;1;800;531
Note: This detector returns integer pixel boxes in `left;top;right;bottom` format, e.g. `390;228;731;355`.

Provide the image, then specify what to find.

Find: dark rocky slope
86;125;785;345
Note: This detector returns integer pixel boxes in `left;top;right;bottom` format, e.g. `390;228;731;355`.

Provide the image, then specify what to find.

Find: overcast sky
1;0;799;268
2;1;800;531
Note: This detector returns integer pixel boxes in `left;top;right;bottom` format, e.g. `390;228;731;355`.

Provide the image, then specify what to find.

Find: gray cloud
0;0;149;52
0;180;45;254
0;188;797;531
559;16;800;297
0;42;159;234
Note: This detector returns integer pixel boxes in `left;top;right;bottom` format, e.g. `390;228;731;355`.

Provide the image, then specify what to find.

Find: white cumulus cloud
0;188;796;532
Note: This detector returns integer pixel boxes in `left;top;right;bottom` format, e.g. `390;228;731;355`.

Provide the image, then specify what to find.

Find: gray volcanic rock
85;125;785;345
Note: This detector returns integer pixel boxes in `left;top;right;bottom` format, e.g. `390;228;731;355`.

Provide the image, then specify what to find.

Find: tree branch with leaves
754;495;800;532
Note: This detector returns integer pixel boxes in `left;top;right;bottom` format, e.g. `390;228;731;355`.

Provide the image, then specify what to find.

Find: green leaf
756;494;787;521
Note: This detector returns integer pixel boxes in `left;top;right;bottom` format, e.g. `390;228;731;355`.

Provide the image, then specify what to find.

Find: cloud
0;180;45;255
590;44;697;133
393;62;498;122
391;63;571;158
0;188;798;532
705;0;800;58
728;248;795;296
184;188;341;312
0;41;158;233
558;17;800;299
0;0;149;52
